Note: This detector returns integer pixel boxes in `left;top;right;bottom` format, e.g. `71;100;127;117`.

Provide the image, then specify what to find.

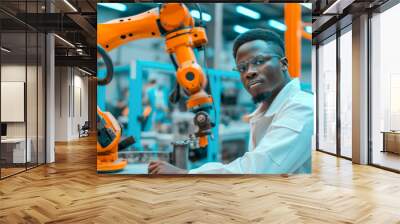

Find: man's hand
148;161;188;174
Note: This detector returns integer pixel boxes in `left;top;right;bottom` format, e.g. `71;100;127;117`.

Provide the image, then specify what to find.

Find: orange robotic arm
97;3;213;148
97;107;127;172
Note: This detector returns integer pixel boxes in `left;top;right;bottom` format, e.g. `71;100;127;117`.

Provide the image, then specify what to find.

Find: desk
381;131;400;155
1;138;31;163
112;163;149;174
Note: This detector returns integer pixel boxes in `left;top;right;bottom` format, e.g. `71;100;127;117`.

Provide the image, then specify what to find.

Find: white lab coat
189;78;314;174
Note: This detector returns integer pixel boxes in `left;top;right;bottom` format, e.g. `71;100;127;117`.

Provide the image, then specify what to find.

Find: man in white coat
148;29;314;174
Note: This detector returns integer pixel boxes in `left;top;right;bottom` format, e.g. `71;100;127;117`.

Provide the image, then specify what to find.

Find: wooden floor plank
0;136;400;223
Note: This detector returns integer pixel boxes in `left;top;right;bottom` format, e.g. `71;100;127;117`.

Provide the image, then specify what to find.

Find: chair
78;121;90;138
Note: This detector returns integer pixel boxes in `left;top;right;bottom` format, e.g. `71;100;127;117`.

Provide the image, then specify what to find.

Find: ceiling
1;2;316;72
311;0;390;43
0;0;97;73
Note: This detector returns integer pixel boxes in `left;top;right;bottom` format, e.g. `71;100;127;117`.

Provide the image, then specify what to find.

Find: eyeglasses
233;54;282;73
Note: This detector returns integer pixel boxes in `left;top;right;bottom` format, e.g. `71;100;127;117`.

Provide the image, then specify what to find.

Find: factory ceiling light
1;47;11;53
98;3;127;12
63;0;78;12
190;10;212;22
54;34;75;48
233;25;249;34
267;20;287;32
300;3;312;10
236;6;260;20
305;26;312;34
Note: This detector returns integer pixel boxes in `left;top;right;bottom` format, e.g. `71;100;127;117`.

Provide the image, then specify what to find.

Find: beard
252;91;273;104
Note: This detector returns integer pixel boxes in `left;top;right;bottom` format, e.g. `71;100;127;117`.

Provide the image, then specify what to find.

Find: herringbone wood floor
1;136;400;223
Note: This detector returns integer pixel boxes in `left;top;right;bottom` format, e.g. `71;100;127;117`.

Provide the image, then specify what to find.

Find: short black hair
232;28;285;59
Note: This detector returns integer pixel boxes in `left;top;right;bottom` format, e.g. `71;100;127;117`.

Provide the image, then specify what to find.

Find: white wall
55;66;69;141
54;67;89;141
72;73;89;138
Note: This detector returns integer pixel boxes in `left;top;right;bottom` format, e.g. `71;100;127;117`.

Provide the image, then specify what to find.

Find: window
371;3;400;171
0;1;47;179
317;36;337;154
339;28;352;158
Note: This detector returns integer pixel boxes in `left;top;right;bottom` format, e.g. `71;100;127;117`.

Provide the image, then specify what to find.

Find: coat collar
248;78;301;123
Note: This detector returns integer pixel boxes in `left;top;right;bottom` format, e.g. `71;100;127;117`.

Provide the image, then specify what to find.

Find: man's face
235;40;288;102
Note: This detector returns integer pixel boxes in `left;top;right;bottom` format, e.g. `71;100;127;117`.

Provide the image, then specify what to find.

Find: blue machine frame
130;60;241;165
98;60;241;165
97;65;131;110
97;60;240;164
